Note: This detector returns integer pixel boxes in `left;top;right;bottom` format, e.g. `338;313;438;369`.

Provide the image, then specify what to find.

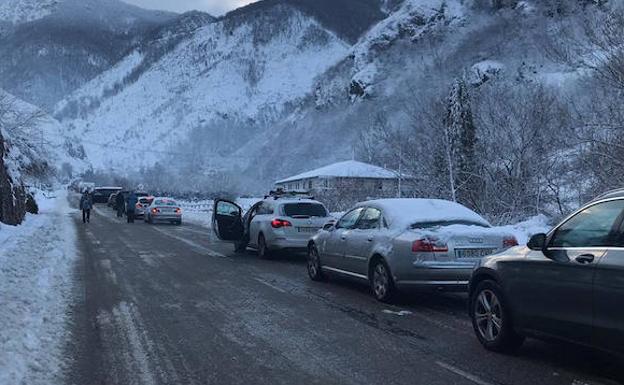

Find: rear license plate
455;248;496;258
297;227;319;233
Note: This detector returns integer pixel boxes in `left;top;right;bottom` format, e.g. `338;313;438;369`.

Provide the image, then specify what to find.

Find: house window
308;180;313;190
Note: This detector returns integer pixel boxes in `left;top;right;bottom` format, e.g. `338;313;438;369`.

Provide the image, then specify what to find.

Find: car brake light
136;203;142;209
175;208;182;214
151;208;160;214
412;238;448;253
503;236;519;247
271;218;292;228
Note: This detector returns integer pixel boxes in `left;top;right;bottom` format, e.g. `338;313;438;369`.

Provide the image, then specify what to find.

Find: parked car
469;193;624;355
144;197;182;225
93;186;122;204
134;196;154;218
110;191;149;211
305;198;518;302
212;192;333;258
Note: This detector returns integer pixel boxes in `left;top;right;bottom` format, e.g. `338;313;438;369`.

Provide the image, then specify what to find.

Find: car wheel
257;234;271;259
307;244;325;281
470;280;524;353
371;259;395;303
148;215;153;224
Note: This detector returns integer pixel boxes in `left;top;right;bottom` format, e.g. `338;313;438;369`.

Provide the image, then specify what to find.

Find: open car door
213;199;244;242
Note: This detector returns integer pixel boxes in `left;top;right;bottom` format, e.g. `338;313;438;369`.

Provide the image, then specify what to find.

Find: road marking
436;361;495;385
150;226;229;259
382;309;412;316
254;278;287;294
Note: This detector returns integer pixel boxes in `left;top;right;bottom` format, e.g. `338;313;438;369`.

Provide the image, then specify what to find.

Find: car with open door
306;198;518;302
469;192;624;355
212;192;333;258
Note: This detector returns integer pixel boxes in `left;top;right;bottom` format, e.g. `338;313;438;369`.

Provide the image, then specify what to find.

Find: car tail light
271;218;292;228
136;203;142;209
412;238;448;253
503;236;519;247
151;208;160;214
175;208;182;214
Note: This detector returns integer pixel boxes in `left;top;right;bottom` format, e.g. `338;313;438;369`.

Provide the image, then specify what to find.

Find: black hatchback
469;192;624;355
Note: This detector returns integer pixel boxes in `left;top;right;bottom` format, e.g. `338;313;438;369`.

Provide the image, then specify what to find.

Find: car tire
148;215;153;224
257;234;271;259
307;244;325;281
370;259;396;303
470;279;525;353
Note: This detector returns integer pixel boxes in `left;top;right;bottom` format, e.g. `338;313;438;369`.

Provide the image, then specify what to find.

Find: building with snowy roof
275;160;408;199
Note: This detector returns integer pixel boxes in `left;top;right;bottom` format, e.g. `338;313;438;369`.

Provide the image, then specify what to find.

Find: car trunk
434;230;503;263
279;202;330;240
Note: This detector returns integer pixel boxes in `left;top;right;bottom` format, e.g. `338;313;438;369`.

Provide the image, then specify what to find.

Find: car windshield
411;220;491;229
155;200;177;206
283;203;328;218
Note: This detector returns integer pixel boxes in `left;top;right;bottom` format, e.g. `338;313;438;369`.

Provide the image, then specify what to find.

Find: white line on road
254;278;288;294
150;226;229;259
436;361;495;385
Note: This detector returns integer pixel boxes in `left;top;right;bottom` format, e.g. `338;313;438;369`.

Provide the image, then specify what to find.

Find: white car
212;194;333;258
144;197;182;225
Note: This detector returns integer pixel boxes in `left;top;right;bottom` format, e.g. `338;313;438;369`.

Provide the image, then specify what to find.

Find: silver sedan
307;198;518;302
144;197;182;225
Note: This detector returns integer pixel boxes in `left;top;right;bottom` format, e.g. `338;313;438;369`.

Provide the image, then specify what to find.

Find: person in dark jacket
126;191;138;223
115;192;125;218
80;190;93;224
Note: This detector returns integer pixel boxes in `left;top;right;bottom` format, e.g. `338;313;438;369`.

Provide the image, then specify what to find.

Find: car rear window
139;198;153;204
155;200;177;206
282;203;328;218
411;220;490;229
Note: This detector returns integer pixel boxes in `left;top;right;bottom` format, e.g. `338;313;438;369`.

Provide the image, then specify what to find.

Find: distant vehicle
93;187;122;204
144;197;182;225
469;193;624;355
212;191;333;258
305;198;518;302
110;191;149;210
134;196;154;218
78;181;95;193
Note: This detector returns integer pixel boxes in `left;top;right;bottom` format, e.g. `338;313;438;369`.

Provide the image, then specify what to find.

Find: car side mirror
323;223;335;231
527;233;547;251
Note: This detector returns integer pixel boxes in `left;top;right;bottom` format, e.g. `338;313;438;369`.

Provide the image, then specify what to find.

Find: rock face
0;130;26;225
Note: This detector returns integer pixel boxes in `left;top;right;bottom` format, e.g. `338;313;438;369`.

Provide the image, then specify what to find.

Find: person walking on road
116;191;125;218
80;190;93;224
126;191;138;223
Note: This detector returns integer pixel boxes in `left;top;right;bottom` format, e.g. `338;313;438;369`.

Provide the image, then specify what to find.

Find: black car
469;191;624;356
93;187;122;204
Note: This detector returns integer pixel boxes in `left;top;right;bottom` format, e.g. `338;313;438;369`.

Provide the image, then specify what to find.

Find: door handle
575;254;595;264
341;236;347;241
367;238;373;242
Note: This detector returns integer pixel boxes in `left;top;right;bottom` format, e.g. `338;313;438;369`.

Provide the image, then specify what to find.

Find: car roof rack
265;189;314;200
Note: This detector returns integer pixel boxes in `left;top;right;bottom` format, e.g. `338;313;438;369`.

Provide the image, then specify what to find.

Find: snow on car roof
275;160;399;184
359;198;491;229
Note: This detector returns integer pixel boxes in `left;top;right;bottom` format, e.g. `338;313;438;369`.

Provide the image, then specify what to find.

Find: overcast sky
124;0;259;16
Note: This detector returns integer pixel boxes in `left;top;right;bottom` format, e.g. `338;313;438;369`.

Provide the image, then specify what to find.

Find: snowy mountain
51;0;600;195
54;2;353;170
0;0;176;110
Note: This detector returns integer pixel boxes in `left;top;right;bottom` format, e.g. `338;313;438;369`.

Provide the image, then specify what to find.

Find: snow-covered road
0;190;78;385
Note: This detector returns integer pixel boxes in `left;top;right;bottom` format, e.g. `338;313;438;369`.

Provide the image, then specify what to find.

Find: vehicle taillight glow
151;208;160;214
271;218;292;228
503;236;519;247
412;238;448;253
175;208;182;214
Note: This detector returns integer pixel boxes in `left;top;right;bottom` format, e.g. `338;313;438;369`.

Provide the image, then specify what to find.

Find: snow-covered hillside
55;3;350;170
0;0;175;109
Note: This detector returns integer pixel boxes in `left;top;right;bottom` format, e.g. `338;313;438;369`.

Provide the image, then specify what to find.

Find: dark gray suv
469;192;624;355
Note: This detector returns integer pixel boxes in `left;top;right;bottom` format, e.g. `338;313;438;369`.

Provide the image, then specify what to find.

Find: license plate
297;227;319;233
455;248;496;258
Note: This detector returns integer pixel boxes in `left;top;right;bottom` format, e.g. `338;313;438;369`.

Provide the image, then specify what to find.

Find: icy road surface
64;201;623;385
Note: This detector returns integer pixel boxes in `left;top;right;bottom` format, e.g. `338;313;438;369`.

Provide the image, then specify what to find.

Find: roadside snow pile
179;198;262;228
498;214;551;245
0;189;78;385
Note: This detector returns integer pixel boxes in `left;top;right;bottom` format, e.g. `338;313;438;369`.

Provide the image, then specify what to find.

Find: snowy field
0;189;77;385
179;198;262;229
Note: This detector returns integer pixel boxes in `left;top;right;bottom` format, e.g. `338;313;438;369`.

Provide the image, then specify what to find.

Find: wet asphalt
63;203;624;385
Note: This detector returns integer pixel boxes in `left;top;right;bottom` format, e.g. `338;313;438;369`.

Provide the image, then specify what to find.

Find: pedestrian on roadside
80;189;93;224
116;191;125;218
126;191;138;223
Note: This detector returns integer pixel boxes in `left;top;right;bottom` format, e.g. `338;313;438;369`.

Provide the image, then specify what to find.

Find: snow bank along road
65;202;624;385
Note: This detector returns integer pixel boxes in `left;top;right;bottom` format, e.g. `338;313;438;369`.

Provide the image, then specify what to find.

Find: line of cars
211;190;624;358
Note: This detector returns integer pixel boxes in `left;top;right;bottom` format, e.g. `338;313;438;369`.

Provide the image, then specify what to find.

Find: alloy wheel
373;263;389;299
308;247;319;278
474;289;503;342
